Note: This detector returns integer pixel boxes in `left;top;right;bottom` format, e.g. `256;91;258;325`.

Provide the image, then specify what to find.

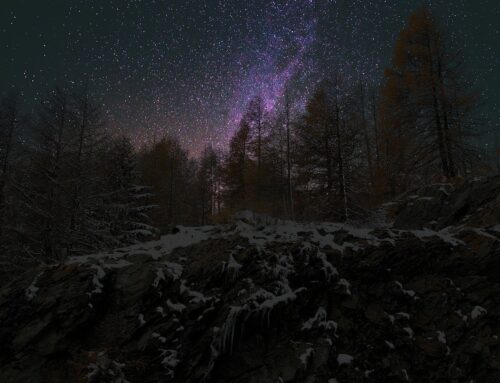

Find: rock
0;178;500;382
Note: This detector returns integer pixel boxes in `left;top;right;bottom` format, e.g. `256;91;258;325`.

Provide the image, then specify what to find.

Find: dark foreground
1;177;500;382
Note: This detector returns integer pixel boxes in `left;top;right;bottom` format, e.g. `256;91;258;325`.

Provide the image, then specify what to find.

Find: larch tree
197;145;220;225
26;87;73;261
0;95;21;238
380;7;481;184
223;122;252;211
101;136;157;245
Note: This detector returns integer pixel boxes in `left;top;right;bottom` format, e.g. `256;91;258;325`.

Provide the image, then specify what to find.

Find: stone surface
0;177;499;382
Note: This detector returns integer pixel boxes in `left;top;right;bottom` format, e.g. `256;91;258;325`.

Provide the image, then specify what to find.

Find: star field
1;0;499;154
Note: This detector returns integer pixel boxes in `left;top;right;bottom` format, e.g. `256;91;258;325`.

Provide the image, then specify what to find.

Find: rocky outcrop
392;176;500;230
0;178;500;383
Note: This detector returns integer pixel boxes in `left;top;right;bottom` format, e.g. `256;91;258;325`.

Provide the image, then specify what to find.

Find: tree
380;7;481;183
140;135;195;229
284;90;294;219
222;122;252;211
25;87;73;261
294;78;362;221
101;136;157;245
65;88;108;253
196;146;221;225
0;95;21;237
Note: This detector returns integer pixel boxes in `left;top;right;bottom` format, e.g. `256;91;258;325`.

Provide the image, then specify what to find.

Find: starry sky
1;0;499;154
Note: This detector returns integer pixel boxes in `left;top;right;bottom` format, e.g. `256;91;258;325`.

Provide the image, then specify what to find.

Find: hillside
1;177;500;383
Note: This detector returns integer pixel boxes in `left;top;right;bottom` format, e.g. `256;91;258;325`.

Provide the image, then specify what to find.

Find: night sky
1;0;499;154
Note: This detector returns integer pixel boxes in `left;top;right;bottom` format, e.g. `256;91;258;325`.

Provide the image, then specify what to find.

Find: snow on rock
408;228;464;247
152;332;167;343
471;306;487;320
385;312;395;324
138;313;146;326
396;312;410;320
395;281;417;299
302;307;338;332
455;309;468;322
180;279;211;304
315;250;339;282
163;261;183;280
250;286;306;314
87;352;129;383
437;331;447;344
337;354;354;366
337;278;351;295
403;327;414;339
160;349;180;378
153;268;166;288
7;180;500;382
298;347;314;367
222;254;242;276
166;299;186;313
88;265;105;296
401;369;409;381
25;272;43;301
153;262;183;287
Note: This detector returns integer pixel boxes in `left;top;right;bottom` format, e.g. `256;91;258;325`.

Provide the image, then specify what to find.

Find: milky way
1;0;499;154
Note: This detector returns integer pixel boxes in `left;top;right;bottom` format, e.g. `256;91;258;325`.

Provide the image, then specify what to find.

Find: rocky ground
1;176;500;383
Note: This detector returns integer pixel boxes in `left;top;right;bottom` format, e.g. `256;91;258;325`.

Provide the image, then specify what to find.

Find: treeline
0;88;157;273
0;8;495;272
220;8;491;221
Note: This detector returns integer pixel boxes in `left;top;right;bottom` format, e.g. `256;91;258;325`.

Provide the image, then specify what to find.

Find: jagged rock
393;176;500;229
0;179;499;382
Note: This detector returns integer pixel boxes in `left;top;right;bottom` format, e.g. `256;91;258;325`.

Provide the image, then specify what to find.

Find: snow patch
337;278;351;295
337;354;354;366
299;347;314;366
471;306;487;320
138;313;146;326
395;281;417;299
301;307;337;332
25;272;43;301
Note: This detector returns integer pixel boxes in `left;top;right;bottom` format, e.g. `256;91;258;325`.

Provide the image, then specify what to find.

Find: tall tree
140;135;194;229
196;146;220;225
223;122;252;211
102;136;157;245
0;95;21;237
381;7;481;182
26;87;73;261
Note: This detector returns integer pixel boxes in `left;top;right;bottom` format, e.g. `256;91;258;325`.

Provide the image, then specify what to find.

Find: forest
0;8;497;273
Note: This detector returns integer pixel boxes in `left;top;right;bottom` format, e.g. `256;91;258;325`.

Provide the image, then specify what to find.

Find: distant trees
0;7;491;275
0;88;156;273
217;7;487;221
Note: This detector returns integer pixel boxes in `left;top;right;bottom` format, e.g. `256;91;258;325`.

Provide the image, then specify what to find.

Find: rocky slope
1;177;500;383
